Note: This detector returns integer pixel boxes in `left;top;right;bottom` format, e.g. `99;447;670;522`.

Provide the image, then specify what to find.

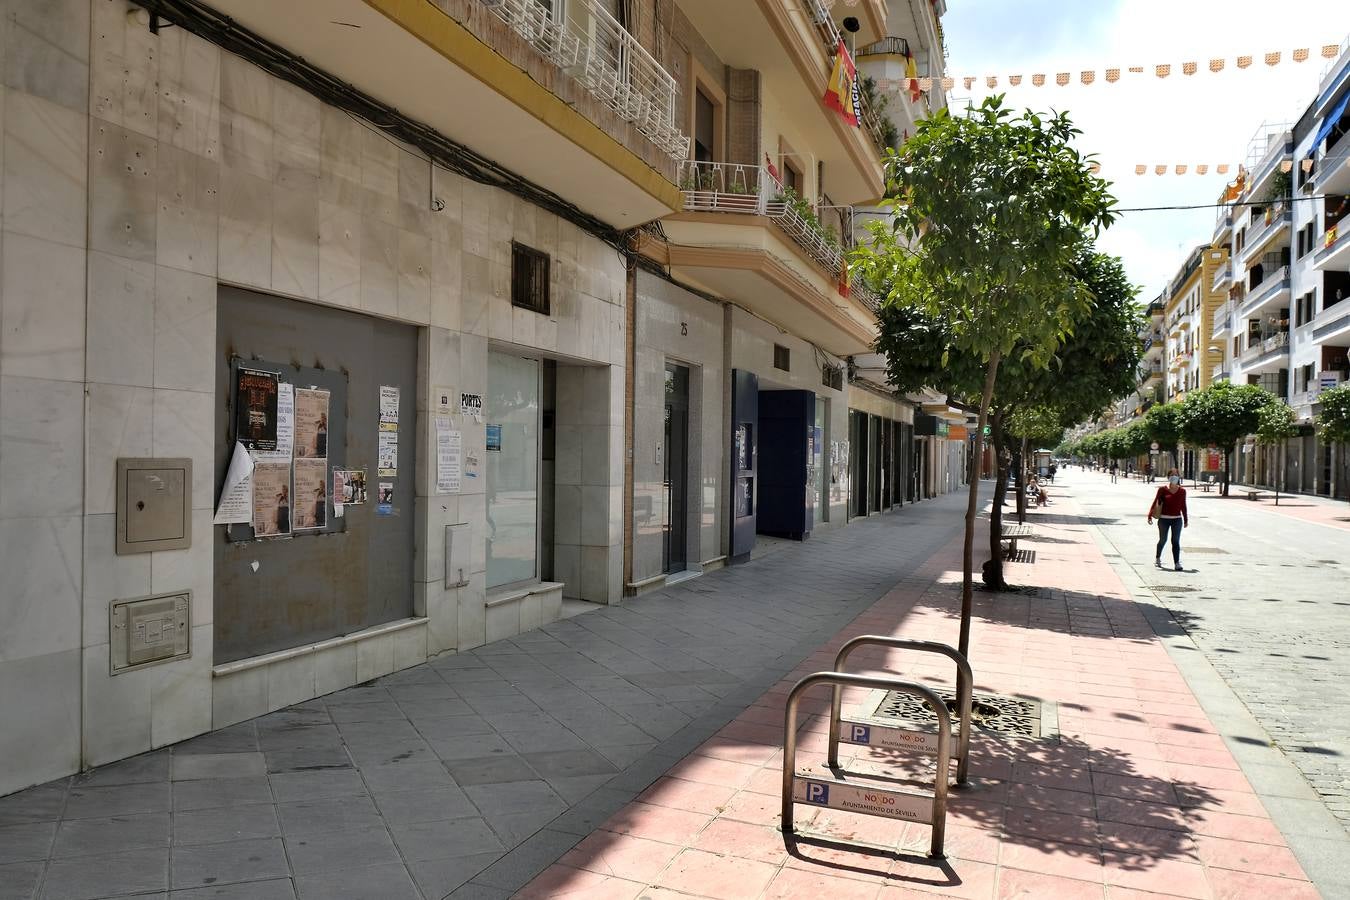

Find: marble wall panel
0;650;79;795
317;201;360;309
271;183;319;299
90;0;158;138
0;233;86;381
154;266;216;393
151;508;213;629
150;387;213;511
89;118;157;262
84;383;153;517
0;375;85;519
0;515;82;663
218;52;272;180
4;0;90;114
4;89;87;247
150;626;212;746
360;216;398;318
156;26;220;160
86;251;154;387
155;143;219;275
81;513;150;648
271;80;319;192
218;167;273;287
397;228;431;324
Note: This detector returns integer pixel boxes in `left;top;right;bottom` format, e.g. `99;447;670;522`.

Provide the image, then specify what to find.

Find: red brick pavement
514;489;1319;899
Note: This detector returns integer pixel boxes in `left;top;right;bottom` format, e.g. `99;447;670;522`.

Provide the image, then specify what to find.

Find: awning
1313;88;1350;150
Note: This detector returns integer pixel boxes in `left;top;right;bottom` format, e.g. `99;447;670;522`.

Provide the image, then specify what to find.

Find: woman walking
1147;467;1189;570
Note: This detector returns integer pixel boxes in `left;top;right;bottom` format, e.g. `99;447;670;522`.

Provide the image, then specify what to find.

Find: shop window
773;343;791;371
511;242;550;315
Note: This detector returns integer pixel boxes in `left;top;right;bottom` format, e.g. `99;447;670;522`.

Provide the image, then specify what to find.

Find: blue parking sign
803;781;829;805
849;724;871;743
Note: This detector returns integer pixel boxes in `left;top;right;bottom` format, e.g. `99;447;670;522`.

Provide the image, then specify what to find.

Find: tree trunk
960;350;1001;660
1222;449;1231;497
985;415;1008;592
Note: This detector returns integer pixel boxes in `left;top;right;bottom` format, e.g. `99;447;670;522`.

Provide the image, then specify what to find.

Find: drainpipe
622;253;637;597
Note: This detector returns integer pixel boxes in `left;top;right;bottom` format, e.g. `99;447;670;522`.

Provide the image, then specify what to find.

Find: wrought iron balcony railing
480;0;689;159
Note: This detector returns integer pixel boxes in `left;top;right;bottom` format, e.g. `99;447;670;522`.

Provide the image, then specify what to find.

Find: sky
940;0;1350;303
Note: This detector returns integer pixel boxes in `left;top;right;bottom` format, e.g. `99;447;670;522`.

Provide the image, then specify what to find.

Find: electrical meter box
109;592;191;674
116;458;192;555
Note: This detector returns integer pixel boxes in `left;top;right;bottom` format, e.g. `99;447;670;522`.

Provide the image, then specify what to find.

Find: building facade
0;0;958;796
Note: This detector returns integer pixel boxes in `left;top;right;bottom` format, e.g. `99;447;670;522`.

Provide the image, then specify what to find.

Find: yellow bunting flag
986;75;998;88
1056;72;1070;85
1182;61;1198;75
941;76;954;90
1302;158;1315;172
1155;64;1171;77
1237;55;1253;68
1009;74;1022;85
1155;165;1167;175
822;39;860;126
1196;165;1209;175
1032;73;1046;86
1175;165;1187;175
1217;164;1231;174
1129;65;1144;73
1081;71;1095;84
1265;52;1281;66
1106;67;1121;82
1209;58;1225;72
1323;44;1341;58
1280;160;1293;172
1135;164;1147;175
1293;48;1309;62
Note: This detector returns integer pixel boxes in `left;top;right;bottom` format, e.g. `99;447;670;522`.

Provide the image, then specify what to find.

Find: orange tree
856;96;1116;656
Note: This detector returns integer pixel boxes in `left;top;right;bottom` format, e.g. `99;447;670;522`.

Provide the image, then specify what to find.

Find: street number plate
792;776;932;823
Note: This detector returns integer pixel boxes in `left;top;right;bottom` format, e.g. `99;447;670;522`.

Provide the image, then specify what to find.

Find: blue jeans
1155;517;1182;565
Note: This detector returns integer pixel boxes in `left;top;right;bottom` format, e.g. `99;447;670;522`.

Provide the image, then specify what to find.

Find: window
821;363;843;390
773;343;791;371
511;242;550;315
693;87;717;163
782;159;802;195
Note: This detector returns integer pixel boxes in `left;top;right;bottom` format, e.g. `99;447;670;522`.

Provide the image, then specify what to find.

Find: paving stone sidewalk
517;487;1321;899
0;494;967;900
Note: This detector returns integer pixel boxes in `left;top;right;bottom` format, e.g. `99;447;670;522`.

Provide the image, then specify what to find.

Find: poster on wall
377;481;394;516
465;452;480;480
251;461;293;537
461;392;483;422
213;441;255;525
292;458;328;530
380;385;400;424
235;368;279;452
294;388;330;459
486;424;502;452
255;382;294;462
435;417;462;494
334;468;366;505
377;428;398;477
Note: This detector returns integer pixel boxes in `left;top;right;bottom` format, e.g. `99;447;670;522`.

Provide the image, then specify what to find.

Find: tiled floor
0;492;968;900
518;483;1322;899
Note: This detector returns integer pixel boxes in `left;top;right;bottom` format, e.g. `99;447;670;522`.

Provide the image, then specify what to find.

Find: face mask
1168;475;1180;485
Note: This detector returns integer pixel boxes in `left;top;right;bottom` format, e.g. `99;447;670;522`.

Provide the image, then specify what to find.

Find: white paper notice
213;441;255;524
258;383;294;462
380;386;400;425
435;417;462;494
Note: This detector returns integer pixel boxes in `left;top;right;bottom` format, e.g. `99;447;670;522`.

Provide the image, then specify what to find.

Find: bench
1243;489;1264;501
1000;524;1032;559
1197;481;1214;493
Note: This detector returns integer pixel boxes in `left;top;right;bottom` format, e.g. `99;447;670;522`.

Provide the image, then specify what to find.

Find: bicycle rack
782;672;952;859
826;637;973;785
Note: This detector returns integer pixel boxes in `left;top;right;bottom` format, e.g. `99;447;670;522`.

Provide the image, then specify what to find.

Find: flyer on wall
235;367;279;452
294;388;330;459
292;458;328;530
256;382;294;462
380;385;400;425
377;427;398;477
334;468;367;505
377;481;394;516
251;461;292;537
435;417;462;494
213;441;255;525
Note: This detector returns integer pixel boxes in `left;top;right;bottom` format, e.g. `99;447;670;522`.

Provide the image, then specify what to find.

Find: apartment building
0;0;952;796
1161;246;1228;477
1207;43;1350;495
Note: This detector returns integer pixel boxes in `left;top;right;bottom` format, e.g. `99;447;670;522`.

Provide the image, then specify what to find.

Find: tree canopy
1317;384;1350;446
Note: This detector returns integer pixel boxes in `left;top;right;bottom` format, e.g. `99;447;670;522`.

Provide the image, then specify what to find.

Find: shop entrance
663;363;690;572
213;287;417;665
757;389;815;540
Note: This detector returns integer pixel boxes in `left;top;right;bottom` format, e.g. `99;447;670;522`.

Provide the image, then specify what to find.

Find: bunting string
1122;159;1314;176
869;43;1344;94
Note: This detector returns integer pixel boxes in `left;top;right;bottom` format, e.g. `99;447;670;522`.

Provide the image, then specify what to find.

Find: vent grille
773;344;790;372
511;242;550;315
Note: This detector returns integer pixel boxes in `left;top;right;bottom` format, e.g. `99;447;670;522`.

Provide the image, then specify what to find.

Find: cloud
941;0;1350;299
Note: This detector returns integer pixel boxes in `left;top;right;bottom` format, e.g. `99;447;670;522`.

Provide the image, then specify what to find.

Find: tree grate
867;689;1051;740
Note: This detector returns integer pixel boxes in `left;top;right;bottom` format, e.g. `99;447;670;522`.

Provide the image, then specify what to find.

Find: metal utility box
116;458;192;555
109;592;192;674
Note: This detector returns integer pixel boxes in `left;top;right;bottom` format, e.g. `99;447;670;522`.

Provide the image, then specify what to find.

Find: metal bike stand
782;672;952;859
826;637;973;785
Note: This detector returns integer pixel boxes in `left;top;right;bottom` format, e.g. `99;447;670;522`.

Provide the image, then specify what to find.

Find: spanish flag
823;39;860;126
905;52;921;102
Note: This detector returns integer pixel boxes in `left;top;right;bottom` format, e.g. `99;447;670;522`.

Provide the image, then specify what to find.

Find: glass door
487;353;540;589
663;363;689;573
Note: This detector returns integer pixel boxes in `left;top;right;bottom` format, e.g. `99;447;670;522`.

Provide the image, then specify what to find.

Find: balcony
482;0;688;158
1240;266;1291;317
675;0;887;203
1314;223;1350;271
658;160;881;355
1211;260;1233;292
1214;207;1234;243
1212;300;1235;339
1237;203;1292;267
1238;330;1290;374
204;0;685;227
1316;133;1350;196
1212;366;1230;383
1243;122;1293;201
1142;365;1164;383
